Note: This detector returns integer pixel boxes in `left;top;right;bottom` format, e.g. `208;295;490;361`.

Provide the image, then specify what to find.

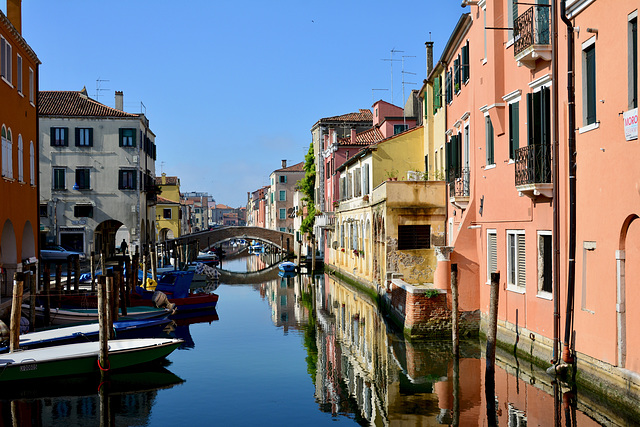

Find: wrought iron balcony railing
514;5;550;57
448;167;470;198
514;144;551;186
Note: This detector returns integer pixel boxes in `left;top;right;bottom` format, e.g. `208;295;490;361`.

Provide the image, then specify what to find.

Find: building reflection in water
259;272;632;426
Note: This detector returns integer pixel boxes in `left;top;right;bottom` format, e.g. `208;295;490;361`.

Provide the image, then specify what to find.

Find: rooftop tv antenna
401;55;417;126
371;88;388;104
381;48;403;105
95;78;109;101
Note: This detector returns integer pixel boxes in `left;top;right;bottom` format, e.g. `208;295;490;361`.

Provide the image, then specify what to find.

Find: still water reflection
1;254;637;426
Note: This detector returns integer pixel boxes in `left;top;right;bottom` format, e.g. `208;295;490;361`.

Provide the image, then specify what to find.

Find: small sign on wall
624;108;638;141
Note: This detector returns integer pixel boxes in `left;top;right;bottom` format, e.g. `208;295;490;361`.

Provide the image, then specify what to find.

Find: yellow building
331;126;447;290
155;174;181;241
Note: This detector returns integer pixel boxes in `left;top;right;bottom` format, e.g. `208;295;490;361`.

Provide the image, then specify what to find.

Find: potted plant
385;169;398;181
333;201;340;208
362;194;369;202
341;248;345;252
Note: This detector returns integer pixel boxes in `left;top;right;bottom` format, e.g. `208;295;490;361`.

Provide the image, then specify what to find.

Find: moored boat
278;261;297;272
131;270;218;312
27;304;171;326
0;318;172;352
0;338;183;382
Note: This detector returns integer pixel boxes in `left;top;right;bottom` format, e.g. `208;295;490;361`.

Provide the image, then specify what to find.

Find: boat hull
0;338;182;382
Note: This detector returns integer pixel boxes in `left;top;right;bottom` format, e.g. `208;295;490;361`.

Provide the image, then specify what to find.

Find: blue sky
10;1;468;207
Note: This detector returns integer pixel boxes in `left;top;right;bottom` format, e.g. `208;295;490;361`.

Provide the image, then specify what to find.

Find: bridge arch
169;226;295;252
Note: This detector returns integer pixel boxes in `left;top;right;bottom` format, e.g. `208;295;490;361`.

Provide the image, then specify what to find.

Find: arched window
17;135;23;182
29;141;34;185
1;126;13;178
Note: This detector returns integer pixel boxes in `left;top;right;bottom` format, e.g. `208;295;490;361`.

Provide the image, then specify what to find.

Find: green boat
0;338;182;382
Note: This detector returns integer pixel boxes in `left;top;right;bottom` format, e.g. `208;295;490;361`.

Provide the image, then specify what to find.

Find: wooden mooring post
29;271;36;332
90;251;96;292
485;271;500;426
9;273;24;352
43;262;51;326
98;275;110;381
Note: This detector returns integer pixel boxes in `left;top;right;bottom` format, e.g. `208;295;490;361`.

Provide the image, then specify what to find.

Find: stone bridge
170;226;295;252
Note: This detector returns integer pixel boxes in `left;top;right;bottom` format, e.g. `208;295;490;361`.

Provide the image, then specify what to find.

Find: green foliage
298;142;316;236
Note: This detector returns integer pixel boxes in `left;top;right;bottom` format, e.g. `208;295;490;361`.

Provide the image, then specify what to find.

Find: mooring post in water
451;263;459;358
55;262;62;291
124;254;132;307
43;262;51;326
485;271;500;426
9;272;24;352
98;275;109;381
486;271;500;372
151;248;158;282
90;251;96;292
106;272;115;339
66;259;72;292
73;256;80;291
29;270;36;332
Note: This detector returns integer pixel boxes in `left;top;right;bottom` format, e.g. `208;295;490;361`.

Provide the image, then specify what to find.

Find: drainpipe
561;0;576;364
551;0;560;364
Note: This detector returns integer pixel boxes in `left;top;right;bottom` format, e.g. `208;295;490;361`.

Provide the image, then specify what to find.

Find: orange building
0;1;40;296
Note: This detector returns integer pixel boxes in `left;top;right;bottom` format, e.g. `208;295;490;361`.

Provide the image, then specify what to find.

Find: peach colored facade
0;4;40;297
417;0;640;404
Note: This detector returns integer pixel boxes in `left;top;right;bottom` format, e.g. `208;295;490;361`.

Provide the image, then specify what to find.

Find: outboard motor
152;291;176;312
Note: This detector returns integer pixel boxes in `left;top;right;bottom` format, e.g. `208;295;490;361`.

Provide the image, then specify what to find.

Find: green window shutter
75;128;80;147
445;139;451;182
133;130;137;148
63;128;68;146
509;102;519;159
50;127;55;146
88;128;94;147
585;45;596;124
132;171;137;189
118;170;123;189
119;129;123;147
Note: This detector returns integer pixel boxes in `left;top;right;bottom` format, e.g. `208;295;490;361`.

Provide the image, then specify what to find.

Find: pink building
428;0;640;407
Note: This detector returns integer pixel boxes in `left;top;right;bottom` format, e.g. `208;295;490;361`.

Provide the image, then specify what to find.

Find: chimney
425;41;434;77
7;0;21;34
115;91;124;111
351;128;356;144
281;160;287;169
161;172;167;185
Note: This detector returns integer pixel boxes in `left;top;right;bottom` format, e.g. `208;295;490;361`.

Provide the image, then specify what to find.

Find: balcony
514;144;552;198
513;5;551;69
448;167;470;210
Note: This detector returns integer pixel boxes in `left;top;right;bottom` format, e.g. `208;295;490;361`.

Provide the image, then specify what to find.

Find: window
446;134;462;182
485;115;494;165
279;208;286;220
17;136;23;182
279;175;287;183
16;54;22;93
75;168;90;190
118;169;137;190
1;126;12;178
39;204;48;217
461;41;470;83
51;127;68;147
527;87;550;145
363;164;370;194
397;225;430;250
433;76;442;114
75;128;93;147
630;13;638;109
119;128;136;147
509;101;520;160
28;67;34;103
507;230;526;289
445;70;452;104
508;0;517;42
583;39;597;125
538;231;552;294
1;36;12;84
482;1;487;62
29;142;35;185
279;190;286;201
53;168;66;190
163;208;172;219
74;205;93;218
354;168;361;197
454;55;461;93
393;124;408;135
487;230;497;283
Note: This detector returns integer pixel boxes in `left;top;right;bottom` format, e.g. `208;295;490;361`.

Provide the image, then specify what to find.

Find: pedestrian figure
120;239;128;255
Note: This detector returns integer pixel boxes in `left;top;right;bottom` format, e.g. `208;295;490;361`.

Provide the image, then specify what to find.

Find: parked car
40;245;86;262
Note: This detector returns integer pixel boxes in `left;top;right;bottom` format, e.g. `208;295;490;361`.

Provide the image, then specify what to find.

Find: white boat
0;338;183;382
27;304;171;325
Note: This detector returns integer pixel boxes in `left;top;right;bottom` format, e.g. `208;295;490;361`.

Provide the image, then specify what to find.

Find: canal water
1;254;638;426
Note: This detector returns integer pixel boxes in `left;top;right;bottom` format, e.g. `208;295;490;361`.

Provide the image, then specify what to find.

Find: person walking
120;239;128;255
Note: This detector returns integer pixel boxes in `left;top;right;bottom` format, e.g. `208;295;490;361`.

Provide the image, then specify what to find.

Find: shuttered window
51;127;69;147
119;128;136;147
487;231;497;282
509;101;519;160
507;230;526;288
398;225;430;250
584;43;597;125
363;164;370;195
75;128;93;147
485;115;495;165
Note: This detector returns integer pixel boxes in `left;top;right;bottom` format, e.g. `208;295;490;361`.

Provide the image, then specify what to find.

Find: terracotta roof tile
275;161;305;172
355;127;384;144
38;90;139;118
155;176;179;185
157;196;179;204
319;109;372;123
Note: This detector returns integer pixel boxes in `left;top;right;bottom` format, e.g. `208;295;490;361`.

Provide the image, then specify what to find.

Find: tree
298;142;316;235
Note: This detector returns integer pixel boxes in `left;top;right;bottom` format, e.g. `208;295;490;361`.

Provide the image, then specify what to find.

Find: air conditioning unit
407;171;420;181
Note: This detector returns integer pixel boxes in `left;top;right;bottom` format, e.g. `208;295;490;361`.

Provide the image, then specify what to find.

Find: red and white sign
624;108;638;141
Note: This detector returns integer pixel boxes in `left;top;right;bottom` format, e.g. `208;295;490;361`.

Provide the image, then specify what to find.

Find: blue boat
0;318;172;353
278;261;297;273
131;270;219;312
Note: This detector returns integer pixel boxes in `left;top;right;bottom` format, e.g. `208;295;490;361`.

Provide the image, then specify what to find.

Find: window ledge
579;121;600;134
484;164;496;170
536;291;553;301
506;284;526;294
